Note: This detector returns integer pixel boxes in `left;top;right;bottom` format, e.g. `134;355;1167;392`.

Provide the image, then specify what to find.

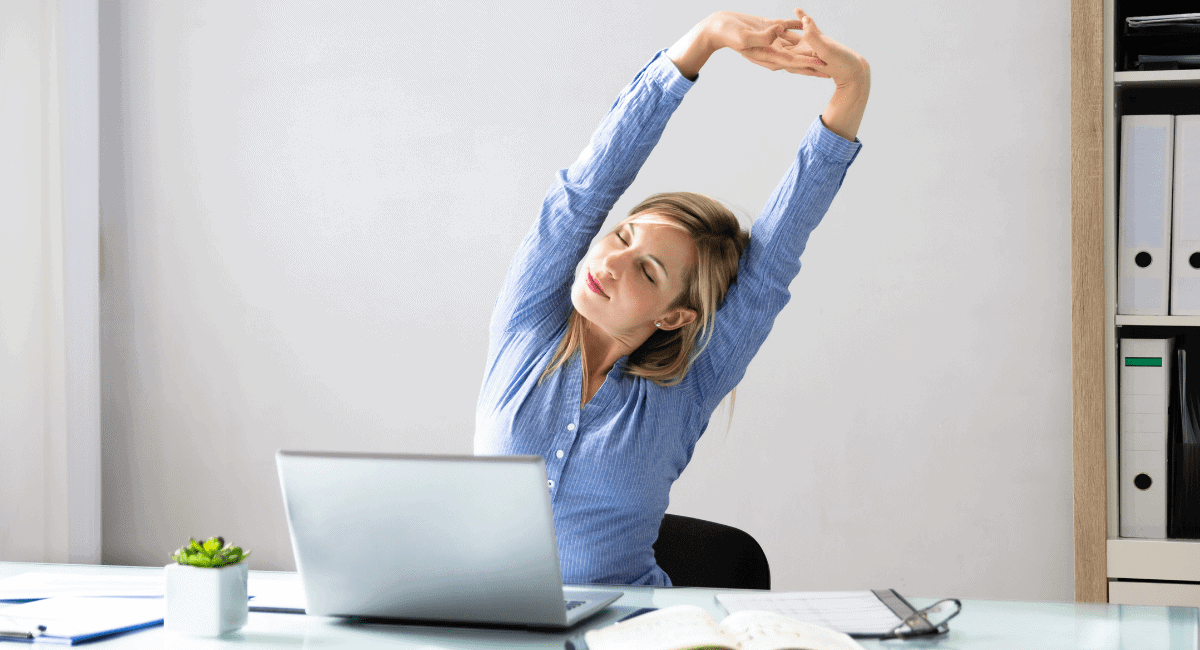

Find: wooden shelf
1115;69;1200;87
1109;538;1200;582
1116;315;1200;326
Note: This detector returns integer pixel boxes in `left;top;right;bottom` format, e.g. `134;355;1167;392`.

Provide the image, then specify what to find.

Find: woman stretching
475;9;869;586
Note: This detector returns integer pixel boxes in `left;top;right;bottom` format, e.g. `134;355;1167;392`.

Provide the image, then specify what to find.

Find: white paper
0;596;163;641
0;573;164;600
247;573;306;612
716;591;903;635
0;571;300;611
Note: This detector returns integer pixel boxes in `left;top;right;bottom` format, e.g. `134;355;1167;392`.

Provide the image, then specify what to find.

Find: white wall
99;0;1072;600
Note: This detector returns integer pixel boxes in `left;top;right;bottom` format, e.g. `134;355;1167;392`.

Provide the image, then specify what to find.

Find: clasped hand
705;9;868;87
666;7;870;140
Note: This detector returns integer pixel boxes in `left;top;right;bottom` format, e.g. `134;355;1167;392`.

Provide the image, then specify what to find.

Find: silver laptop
275;450;622;628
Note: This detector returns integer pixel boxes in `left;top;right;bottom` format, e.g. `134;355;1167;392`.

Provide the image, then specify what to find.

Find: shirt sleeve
490;50;695;340
687;116;862;412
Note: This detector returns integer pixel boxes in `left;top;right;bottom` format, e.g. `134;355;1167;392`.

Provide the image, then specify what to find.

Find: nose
598;248;628;279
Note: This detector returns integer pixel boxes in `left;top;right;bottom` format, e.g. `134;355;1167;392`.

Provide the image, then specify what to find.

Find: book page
584;604;735;650
718;611;866;650
716;591;902;636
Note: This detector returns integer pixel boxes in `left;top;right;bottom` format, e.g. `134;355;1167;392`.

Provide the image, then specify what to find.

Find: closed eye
642;264;655;284
618;226;656;284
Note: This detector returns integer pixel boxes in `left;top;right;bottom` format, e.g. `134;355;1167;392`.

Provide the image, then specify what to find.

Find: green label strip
1126;357;1163;366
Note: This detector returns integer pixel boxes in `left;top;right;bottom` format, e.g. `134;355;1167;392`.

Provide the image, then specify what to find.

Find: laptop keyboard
565;600;586;611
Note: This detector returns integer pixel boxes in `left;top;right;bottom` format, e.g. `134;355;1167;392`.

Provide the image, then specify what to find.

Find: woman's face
571;216;698;343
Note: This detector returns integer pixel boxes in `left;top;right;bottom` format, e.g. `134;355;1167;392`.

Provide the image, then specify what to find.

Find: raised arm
684;10;869;411
489;51;695;339
741;9;871;141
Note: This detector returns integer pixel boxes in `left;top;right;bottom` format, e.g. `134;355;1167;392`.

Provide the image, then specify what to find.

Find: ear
656;307;697;331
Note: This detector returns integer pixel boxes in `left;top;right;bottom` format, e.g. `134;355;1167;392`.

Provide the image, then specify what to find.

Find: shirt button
547;479;554;488
567;423;575;431
556;450;564;458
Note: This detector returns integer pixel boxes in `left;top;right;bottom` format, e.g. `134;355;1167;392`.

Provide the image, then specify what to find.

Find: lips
586;271;609;298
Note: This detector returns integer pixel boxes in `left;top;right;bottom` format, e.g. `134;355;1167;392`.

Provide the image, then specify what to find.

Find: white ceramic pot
164;561;249;636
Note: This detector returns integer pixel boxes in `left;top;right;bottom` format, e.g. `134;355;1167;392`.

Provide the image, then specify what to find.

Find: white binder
1120;338;1172;539
1119;115;1174;315
1172;115;1200;314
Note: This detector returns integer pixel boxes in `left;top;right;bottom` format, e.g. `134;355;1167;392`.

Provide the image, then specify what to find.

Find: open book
582;605;865;650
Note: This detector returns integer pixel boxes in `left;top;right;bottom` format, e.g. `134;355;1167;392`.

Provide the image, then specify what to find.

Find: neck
579;317;648;380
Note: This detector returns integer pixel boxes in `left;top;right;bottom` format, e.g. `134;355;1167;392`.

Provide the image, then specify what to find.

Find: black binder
1170;344;1200;537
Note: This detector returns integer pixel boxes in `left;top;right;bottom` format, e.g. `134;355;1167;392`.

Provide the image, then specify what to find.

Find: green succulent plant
171;536;250;568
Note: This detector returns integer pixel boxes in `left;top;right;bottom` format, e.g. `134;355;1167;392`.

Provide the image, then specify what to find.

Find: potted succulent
165;537;251;636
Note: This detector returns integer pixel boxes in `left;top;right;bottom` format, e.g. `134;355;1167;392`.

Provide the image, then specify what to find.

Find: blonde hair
540;192;750;389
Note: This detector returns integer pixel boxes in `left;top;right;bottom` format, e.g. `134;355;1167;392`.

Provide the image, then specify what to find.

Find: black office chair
652;514;770;590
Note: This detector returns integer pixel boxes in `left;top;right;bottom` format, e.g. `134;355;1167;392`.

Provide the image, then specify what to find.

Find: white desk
1;562;1196;649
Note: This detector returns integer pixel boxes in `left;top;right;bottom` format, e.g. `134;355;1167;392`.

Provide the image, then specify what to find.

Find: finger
772;41;825;64
774;37;817;56
792;11;831;61
741;45;789;63
739;52;783;72
765;23;792;43
739;24;782;50
742;48;826;75
740;48;791;69
750;44;827;68
769;19;803;39
777;30;801;46
748;56;830;78
775;50;827;67
800;13;823;37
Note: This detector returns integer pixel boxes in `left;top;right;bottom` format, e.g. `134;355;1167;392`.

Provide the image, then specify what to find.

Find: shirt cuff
807;115;863;164
646;49;695;100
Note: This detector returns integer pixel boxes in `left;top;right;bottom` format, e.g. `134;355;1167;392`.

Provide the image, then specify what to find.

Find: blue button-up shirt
475;49;862;586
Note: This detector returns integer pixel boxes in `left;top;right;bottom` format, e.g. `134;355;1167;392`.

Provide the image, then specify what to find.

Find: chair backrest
652;514;770;590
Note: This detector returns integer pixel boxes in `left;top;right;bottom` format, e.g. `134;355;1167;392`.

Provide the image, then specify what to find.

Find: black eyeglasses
881;598;962;639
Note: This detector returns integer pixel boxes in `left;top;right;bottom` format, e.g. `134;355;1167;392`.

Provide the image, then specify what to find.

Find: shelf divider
1116;315;1200;327
1115;70;1200;87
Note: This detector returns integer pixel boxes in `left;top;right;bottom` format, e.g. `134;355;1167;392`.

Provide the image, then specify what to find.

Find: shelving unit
1075;0;1200;606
